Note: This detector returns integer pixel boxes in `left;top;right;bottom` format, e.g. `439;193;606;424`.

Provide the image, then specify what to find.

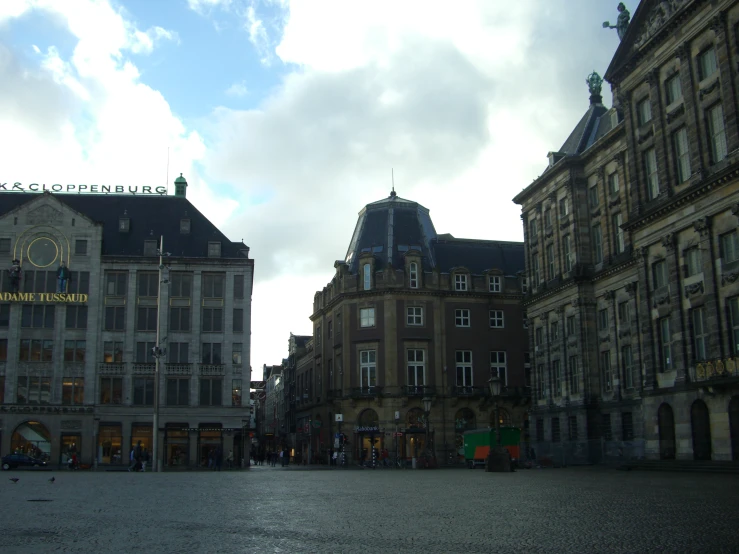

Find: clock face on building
27;237;59;268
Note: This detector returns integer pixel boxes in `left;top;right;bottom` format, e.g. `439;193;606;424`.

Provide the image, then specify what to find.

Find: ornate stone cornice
634;0;690;49
693;216;710;238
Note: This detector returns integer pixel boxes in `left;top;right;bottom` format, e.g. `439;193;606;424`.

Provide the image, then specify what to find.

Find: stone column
634;247;657;389
662;233;688;384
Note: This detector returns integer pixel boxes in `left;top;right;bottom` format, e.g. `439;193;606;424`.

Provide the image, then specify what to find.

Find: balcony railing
199;364;226;376
401;385;437;397
99;363;126;375
692;357;738;383
349;386;383;398
132;363;155;375
450;385;488;397
166;363;192;375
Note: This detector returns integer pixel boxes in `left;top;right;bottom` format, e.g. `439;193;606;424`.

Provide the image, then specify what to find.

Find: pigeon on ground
48;477;55;484
9;478;19;483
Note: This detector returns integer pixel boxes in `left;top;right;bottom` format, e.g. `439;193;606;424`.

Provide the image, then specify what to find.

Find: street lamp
488;375;501;446
422;396;432;467
486;374;508;472
152;236;171;473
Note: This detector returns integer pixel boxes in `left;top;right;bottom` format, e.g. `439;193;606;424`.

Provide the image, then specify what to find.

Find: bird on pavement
9;478;19;483
48;477;55;484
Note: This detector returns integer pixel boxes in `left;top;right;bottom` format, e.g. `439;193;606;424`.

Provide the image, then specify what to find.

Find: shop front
131;423;152;456
197;424;223;467
164;423;190;468
98;423;123;465
354;409;383;465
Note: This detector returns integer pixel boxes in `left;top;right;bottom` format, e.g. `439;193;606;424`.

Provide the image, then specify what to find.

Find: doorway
691;400;712;461
60;434;81;467
657;403;675;460
730;397;739;461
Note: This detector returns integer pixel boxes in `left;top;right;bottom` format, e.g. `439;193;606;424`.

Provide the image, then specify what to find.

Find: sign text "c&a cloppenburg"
0;183;167;195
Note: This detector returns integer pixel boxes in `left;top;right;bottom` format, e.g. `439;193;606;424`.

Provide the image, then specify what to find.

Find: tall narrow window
563;235;572;272
360;350;376;391
637;98;652;126
601;351;612;392
409;262;418;289
653;260;668;289
645;148;659;200
685;247;702;277
622;345;634;390
608;172;620;195
613;213;625;254
529;219;538;240
659;317;672;371
568;356;579;394
665;74;682;104
699;47;718;80
729;297;739;356
233;274;245;299
455;351;473;392
721;231;739;264
407;350;425;390
552;360;561;397
363;263;371;291
673;127;691;182
691;307;707;361
533;256;541;284
490;351;507;385
546;244;555;280
708;104;728;163
592;224;603;264
559;198;568;217
589;184;599;209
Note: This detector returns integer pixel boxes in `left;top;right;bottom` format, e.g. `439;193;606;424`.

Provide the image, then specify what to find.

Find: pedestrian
141;448;149;472
128;447;136;472
71;453;78;470
226;449;234;470
279;449;284;467
332;450;338;467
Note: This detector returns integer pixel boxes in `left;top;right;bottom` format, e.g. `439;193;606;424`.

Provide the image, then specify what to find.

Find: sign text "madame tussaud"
0;292;89;303
0;183;167;195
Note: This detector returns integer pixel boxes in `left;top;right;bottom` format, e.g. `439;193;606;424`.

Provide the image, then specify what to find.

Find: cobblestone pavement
1;466;738;553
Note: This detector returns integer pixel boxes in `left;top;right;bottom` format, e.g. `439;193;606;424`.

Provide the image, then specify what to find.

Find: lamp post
152;236;170;473
488;376;501;446
486;375;509;472
422;396;432;468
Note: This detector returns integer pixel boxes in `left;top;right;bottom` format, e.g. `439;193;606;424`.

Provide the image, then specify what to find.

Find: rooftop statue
586;71;603;97
603;2;631;41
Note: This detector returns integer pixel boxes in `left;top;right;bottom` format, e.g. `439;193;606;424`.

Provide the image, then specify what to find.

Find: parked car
1;454;48;470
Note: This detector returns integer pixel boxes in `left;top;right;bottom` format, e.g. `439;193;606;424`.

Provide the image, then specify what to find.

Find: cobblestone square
2;466;738;553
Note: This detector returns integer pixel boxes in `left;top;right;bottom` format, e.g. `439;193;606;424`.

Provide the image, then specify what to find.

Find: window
233;308;243;333
167;378;190;406
202;308;223;332
180;219;191;234
552;359;561;397
568;416;578;441
455;351;473;391
721;231;739;264
407;306;423;326
563;235;573;272
489;310;504;328
136;307;157;331
708;104;728;163
535;327;544;346
16;376;51;404
622;345;634;390
589;184;599;209
137;273;158;297
622;412;634;441
546;244;555;280
74;239;87;255
100;377;123;404
691;307;707;361
592;224;603;264
202;274;224;298
168;342;189;364
613;213;625;254
363;263;371;291
169;307;190;332
233;274;245;299
601;351;612;392
170;273;192;297
601;414;613;441
550;321;559;341
659;317;672;371
22;271;55;294
618;301;630;325
135;341;155;363
65;305;88;329
0;304;9;327
232;343;243;365
232;379;242;406
19;339;53;362
599;308;609;331
673;127;691;182
328;321;333;338
105;272;127;296
200;378;222;406
608;172;619;196
645;148;659;200
544;208;552;229
62;377;84;405
533;256;541;284
559;198;568;217
569;356;579;395
729;297;739;356
316;326;321;346
684;247;702;277
653;260;668;289
21;304;55;328
552;418;561;443
407;349;425;388
103;341;123;363
535;364;545;399
454;273;468;291
490;351;506;385
360;307;375;328
64;340;86;362
529;219;538;240
567;315;576;337
521;276;528;294
699;47;718;80
207;242;221;258
409;262;418;289
360;350;377;390
489;275;501;293
201;343;222;365
133;377;155;406
0;237;9;254
666;74;682;105
637;97;652;125
456;309;470;327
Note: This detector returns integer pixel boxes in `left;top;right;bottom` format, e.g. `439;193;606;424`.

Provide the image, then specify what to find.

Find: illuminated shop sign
355;426;380;433
0;182;167;195
0;405;94;414
0;292;88;303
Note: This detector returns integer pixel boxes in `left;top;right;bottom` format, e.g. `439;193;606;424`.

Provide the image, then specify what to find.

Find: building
513;0;739;463
260;363;283;453
284;333;311;462
0;176;253;469
303;190;528;465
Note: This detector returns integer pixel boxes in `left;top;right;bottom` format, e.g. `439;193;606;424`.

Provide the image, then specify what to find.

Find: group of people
259;449;290;467
6;259;71;293
204;447;235;470
128;440;150;472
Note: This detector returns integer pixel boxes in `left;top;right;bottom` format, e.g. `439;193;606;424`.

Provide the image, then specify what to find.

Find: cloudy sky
0;0;640;376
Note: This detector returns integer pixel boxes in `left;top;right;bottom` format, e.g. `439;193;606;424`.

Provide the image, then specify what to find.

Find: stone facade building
0;177;253;469
514;0;739;463
303;191;528;465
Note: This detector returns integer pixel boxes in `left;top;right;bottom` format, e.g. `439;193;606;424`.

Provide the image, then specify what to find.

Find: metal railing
401;385;437;397
349;386;383;398
449;385;488;397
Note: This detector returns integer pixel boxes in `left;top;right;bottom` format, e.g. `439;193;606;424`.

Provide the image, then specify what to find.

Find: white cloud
187;0;232;14
225;80;248;97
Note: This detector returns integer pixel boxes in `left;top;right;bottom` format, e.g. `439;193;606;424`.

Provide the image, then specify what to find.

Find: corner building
0;177;253;469
514;0;739;463
303;191;528;465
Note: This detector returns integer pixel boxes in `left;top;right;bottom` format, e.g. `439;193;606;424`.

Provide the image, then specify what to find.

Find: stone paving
1;465;738;553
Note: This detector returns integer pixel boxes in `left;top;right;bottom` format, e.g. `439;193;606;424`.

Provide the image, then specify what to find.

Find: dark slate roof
557;95;609;156
345;192;524;275
293;335;311;348
0;192;248;258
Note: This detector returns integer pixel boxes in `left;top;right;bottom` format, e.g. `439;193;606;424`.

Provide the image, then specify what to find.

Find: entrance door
60;434;81;467
730;397;739;461
691;400;712;461
360;434;382;466
657;403;676;460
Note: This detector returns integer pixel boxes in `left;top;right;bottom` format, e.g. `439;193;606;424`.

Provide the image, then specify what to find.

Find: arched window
358;408;379;427
409;262;418;288
363;263;371;291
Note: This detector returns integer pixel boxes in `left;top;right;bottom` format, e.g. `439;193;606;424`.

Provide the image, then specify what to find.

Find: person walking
226;449;234;470
128;447;136;472
141;448;149;472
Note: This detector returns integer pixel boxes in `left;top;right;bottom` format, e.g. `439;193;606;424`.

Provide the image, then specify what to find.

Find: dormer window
208;242;221;258
454;273;468;291
489;275;501;293
409;262;418;289
119;217;130;233
363;263;371;291
180;219;191;234
143;240;157;257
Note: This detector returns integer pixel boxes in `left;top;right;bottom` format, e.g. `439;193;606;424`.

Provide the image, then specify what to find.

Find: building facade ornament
684;281;704;298
661;233;676;250
634;0;689;49
603;3;631;41
624;282;638;296
693;217;710;238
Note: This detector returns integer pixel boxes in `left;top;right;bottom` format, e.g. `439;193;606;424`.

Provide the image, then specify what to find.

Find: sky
0;0;641;377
